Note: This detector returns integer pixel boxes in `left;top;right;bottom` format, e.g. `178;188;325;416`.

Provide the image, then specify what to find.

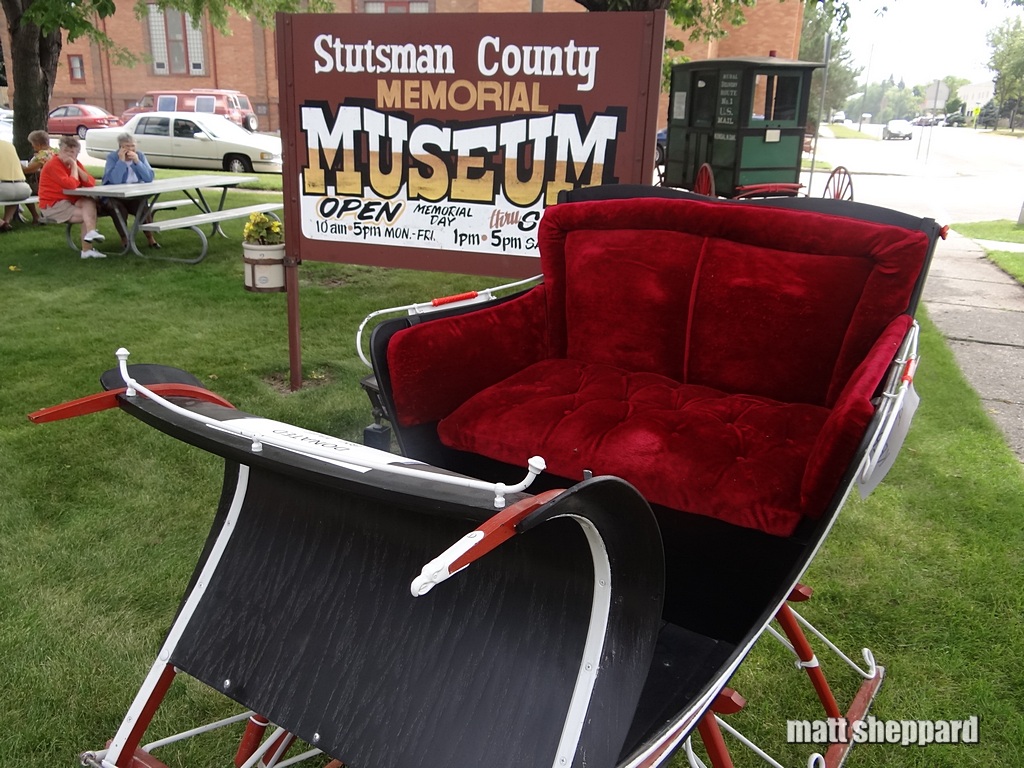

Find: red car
47;104;122;139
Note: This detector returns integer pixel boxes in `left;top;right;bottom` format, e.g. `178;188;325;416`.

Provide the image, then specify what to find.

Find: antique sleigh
31;188;941;768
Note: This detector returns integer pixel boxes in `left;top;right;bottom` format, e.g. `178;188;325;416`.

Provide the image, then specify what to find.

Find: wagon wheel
693;163;716;197
822;165;854;201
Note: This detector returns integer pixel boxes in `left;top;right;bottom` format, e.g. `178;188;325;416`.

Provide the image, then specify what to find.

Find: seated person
21;130;58;225
37;135;107;259
102;132;159;249
0;139;32;233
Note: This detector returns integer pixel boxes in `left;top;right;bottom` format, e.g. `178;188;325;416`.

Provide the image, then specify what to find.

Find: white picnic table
65;174;281;264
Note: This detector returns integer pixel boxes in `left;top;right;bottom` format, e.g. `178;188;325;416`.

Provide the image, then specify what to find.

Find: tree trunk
1;0;61;157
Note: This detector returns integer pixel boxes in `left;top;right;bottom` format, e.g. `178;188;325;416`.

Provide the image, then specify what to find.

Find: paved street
806;124;1024;224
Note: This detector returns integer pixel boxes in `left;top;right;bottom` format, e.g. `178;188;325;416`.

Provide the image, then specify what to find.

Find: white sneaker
84;229;105;243
81;249;107;259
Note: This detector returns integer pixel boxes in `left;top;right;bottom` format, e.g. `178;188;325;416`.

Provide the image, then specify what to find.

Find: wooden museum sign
276;11;665;278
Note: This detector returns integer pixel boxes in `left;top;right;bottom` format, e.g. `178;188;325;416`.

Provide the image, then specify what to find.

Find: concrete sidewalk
923;230;1024;461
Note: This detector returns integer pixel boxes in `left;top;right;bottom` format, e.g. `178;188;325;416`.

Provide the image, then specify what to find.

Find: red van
121;89;259;131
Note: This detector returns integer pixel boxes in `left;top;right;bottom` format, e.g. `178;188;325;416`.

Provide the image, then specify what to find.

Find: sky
842;0;1023;87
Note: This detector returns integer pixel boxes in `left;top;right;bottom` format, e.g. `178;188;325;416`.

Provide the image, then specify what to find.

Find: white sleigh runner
31;189;942;768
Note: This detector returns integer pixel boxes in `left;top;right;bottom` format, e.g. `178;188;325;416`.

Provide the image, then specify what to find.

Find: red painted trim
259;732;295;767
107;748;171;768
432;291;478;306
114;665;177;767
235;714;271;767
709;687;746;716
449;489;565;574
788;583;813;602
733;182;802;199
28;383;235;424
776;604;843;720
822;668;885;767
901;356;919;384
697;714;736;768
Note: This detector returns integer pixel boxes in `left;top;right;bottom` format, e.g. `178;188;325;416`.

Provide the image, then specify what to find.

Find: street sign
924;81;950;110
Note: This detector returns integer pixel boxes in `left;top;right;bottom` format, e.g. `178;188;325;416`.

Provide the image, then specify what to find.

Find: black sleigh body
33;186;941;768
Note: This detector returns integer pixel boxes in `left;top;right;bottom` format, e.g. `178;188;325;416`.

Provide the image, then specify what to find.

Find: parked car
943;113;966;127
655;128;667;165
48;104;122;139
85;111;282;173
121;89;259;131
882;119;913;140
0;110;12;142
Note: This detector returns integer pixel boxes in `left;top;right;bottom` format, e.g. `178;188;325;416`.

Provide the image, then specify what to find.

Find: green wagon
661;56;853;200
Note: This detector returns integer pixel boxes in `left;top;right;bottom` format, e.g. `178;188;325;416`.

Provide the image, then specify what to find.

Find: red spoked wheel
693;163;716;197
822;165;854;200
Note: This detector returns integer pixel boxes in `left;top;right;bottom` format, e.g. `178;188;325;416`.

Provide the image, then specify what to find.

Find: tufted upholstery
386;196;930;536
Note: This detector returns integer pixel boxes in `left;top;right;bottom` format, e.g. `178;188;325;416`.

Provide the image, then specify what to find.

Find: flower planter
242;242;286;292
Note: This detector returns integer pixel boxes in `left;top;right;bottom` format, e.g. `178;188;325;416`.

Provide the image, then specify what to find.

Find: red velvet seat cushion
437;358;832;537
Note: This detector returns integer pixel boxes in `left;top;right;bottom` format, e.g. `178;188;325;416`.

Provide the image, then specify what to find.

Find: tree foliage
988;15;1024;130
844;79;921;123
1;0;331;155
576;0;756;45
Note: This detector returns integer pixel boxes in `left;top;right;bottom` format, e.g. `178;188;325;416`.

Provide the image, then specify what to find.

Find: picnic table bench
63;174;277;264
8;195;39;224
140;202;283;263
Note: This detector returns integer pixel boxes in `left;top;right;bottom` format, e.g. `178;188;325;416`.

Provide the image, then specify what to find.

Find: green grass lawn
2;203;1024;767
951;220;1024;245
828;124;877;140
986;252;1024;284
801;158;832;171
951;220;1024;284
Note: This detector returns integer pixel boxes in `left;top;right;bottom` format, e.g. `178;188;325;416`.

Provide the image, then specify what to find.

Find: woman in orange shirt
37;135;107;259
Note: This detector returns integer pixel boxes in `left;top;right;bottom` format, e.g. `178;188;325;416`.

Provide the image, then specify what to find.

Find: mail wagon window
750;73;801;125
156;95;178;111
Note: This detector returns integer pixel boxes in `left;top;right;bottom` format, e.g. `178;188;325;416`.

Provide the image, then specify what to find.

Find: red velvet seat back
540;199;928;407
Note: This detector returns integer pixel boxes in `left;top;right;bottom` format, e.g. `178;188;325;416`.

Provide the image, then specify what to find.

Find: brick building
1;0;803;132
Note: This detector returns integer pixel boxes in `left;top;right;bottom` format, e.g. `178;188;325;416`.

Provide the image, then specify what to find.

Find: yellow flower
243;211;284;245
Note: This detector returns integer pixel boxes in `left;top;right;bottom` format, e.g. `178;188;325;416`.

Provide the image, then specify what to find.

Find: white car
882;119;913;141
0;110;13;143
85;111;282;173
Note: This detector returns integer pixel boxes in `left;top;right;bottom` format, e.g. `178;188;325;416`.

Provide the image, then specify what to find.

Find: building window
147;5;207;76
68;55;86;82
362;0;431;12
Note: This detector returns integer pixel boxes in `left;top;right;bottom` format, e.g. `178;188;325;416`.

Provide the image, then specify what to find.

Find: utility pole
808;32;832;196
858;44;873;131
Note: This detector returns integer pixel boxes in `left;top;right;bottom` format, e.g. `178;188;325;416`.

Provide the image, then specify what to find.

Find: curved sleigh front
36;363;667;768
